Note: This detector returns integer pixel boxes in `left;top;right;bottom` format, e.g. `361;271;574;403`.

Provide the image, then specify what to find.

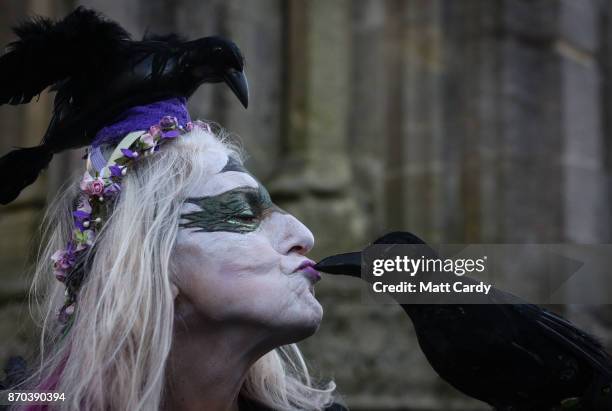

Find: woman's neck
163;312;271;411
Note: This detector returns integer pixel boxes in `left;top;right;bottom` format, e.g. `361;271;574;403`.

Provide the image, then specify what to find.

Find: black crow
315;231;612;411
0;7;248;205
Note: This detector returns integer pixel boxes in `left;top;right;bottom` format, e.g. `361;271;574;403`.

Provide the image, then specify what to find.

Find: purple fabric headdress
88;97;191;173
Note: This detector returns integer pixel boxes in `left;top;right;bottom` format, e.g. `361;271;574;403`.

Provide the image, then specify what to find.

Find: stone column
210;0;284;180
269;0;365;255
560;0;612;347
349;0;388;238
398;0;446;242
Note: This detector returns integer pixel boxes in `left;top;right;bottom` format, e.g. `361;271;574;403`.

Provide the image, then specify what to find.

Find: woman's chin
293;298;324;340
272;300;323;344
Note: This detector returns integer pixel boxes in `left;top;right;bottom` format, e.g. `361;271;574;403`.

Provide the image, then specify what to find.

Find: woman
20;123;339;410
0;7;344;411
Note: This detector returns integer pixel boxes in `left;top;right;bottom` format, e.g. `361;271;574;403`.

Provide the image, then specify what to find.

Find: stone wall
1;1;612;410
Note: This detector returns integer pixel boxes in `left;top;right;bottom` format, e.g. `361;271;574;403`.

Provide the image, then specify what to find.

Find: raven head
314;232;429;277
185;36;249;108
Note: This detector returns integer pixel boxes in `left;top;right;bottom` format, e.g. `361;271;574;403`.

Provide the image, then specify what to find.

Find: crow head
185;36;249;108
314;231;429;277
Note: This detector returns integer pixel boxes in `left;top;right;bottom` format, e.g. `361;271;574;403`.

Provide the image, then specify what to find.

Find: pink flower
90;180;104;195
80;172;106;196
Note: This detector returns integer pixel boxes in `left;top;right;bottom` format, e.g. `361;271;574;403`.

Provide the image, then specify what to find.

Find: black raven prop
315;232;612;411
0;7;249;205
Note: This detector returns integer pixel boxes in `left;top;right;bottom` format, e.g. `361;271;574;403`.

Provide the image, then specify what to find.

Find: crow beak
223;68;249;108
314;252;362;278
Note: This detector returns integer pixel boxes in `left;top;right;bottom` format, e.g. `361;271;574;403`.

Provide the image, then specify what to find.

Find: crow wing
0;7;130;106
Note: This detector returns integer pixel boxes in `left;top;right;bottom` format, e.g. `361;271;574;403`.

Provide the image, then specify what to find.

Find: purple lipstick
295;259;321;283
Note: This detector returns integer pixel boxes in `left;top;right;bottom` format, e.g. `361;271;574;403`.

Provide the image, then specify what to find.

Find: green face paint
180;184;284;234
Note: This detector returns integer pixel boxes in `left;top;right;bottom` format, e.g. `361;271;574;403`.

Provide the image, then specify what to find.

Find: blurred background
1;0;612;410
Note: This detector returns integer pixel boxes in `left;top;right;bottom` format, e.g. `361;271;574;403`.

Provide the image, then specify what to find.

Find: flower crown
51;116;209;325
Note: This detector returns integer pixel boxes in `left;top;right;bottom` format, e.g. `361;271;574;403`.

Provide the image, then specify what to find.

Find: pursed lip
293;259;321;284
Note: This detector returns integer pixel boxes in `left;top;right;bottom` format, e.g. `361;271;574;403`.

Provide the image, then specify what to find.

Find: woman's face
172;148;322;345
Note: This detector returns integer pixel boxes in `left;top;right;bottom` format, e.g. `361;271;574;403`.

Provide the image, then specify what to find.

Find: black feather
141;32;187;44
0;7;130;106
0;7;248;204
0;145;52;205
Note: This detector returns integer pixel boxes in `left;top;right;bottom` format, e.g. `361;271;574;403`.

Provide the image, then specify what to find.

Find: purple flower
76;195;92;214
73;210;90;220
120;148;138;159
72;209;91;230
161;129;180;139
109;164;125;177
110;182;121;192
160;116;178;130
104;182;121;196
58;303;75;323
73;195;94;230
51;247;76;282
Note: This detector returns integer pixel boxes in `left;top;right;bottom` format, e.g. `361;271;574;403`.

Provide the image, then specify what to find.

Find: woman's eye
233;213;257;222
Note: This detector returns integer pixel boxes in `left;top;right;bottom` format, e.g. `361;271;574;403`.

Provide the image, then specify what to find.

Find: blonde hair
12;125;335;410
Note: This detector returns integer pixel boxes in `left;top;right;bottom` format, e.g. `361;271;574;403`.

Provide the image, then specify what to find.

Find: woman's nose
267;212;314;255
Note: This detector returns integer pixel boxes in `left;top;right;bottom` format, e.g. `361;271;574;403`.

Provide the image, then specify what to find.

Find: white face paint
172;149;322;345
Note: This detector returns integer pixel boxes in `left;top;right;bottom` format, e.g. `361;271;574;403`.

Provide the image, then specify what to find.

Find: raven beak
314;252;362;278
223;68;249;108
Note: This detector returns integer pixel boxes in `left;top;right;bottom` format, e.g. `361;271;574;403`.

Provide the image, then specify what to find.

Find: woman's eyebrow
196;171;258;197
181;156;287;226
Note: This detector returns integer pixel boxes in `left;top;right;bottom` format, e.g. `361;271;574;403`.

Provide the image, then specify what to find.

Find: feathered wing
490;288;612;377
0;6;131;106
533;306;612;377
0;145;53;204
0;7;132;204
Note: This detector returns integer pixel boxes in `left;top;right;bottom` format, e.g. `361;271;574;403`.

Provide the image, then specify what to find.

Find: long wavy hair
11;125;335;410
